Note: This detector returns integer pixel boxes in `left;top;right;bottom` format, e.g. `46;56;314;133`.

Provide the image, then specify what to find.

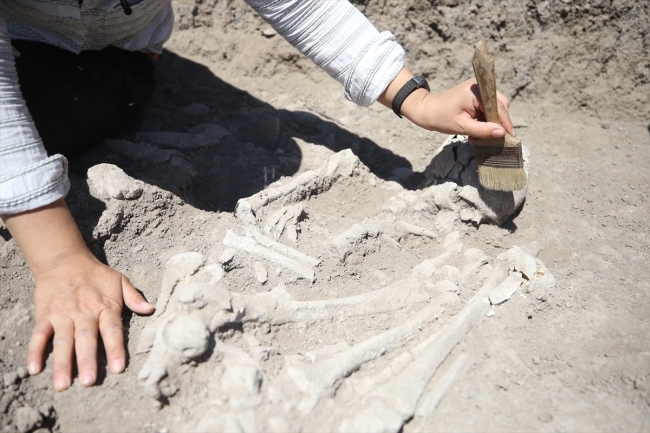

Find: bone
277;304;442;416
248;230;321;267
338;267;503;432
394;221;440;240
489;271;525;305
414;354;473;424
87;163;143;201
235;150;362;225
136;252;204;354
225;264;432;326
328;222;385;262
253;261;268;284
223;230;315;282
498;245;537;279
264;203;305;242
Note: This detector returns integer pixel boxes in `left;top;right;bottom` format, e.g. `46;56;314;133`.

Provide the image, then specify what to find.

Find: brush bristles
477;166;527;191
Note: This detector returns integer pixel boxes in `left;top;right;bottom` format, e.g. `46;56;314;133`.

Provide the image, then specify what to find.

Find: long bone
338;266;505;433
211;232;464;328
413;354;473;429
273;304;443;416
235;149;362;225
223;230;316;281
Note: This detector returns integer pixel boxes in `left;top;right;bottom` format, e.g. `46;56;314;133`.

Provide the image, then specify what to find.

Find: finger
122;275;155;315
51;317;74;391
496;91;514;134
27;319;54;376
459;117;506;139
74;316;98;387
99;308;126;374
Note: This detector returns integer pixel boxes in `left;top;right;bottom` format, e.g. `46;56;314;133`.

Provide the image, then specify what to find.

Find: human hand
29;252;154;390
379;70;513;138
1;199;154;391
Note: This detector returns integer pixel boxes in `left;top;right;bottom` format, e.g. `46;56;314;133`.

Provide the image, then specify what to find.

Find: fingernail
27;363;39;375
491;129;506;137
111;359;125;374
54;375;70;391
80;372;95;387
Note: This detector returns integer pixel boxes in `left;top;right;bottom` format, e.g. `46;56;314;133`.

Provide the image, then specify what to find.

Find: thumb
460;118;506;139
121;275;155;315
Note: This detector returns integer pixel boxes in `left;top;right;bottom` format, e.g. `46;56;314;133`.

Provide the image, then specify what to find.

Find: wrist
2;199;94;275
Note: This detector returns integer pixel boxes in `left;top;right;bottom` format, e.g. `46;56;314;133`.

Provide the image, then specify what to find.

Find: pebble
16;367;28;379
487;309;495;317
532;356;541;365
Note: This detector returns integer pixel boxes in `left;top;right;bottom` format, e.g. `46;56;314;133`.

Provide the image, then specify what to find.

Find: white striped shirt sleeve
245;0;405;107
0;16;69;215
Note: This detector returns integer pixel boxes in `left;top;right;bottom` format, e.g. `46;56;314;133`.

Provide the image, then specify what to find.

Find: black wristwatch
392;75;430;118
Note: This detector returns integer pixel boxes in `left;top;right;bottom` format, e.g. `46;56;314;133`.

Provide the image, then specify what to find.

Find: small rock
182;103;210;116
261;26;277;37
14;405;42;433
87;164;143;201
532;356;541;365
253;261;268;284
15;367;28;379
486;309;495;317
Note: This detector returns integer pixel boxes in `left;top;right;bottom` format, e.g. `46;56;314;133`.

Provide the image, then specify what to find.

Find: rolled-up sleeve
0;16;69;215
246;0;405;107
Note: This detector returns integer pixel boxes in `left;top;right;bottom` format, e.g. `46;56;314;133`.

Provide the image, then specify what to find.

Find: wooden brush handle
472;41;499;124
472;41;520;148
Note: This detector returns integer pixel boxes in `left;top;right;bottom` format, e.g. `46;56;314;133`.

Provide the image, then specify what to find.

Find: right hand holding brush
379;69;514;139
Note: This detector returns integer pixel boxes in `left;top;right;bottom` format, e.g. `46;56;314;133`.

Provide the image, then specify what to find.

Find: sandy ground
0;1;649;432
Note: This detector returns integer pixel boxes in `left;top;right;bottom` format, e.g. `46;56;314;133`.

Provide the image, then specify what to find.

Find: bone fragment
488;271;524;305
223;230;315;282
328;222;385;262
253;261;268;284
248;230;320;266
396;221;440;240
283;304;442;415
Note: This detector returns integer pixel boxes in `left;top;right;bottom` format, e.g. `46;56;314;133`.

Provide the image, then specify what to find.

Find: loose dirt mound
0;1;648;432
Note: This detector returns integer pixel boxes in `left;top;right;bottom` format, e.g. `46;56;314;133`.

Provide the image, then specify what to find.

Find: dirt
0;1;649;432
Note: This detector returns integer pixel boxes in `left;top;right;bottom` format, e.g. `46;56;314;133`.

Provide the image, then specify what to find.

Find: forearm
1;198;92;275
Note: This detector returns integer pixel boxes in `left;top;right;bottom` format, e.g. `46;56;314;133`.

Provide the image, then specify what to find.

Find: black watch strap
392;75;430;118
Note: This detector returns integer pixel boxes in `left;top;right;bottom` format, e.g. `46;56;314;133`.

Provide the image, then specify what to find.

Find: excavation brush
471;41;527;191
